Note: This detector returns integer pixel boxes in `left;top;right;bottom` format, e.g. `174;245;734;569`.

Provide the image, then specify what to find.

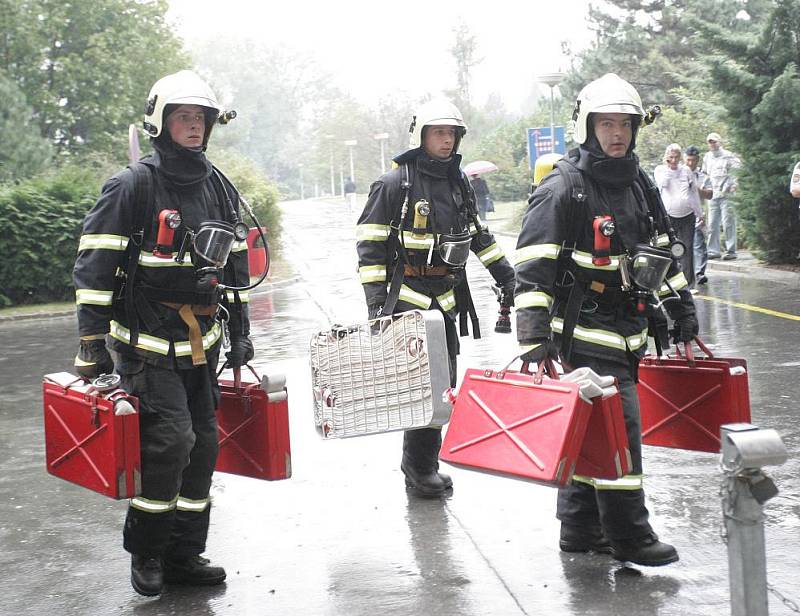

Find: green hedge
0;167;98;306
0;152;283;307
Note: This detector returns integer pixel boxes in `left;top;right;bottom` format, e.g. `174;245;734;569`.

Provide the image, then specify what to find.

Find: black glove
368;304;384;320
74;338;114;381
671;314;699;344
226;335;255;369
499;279;515;307
519;338;559;364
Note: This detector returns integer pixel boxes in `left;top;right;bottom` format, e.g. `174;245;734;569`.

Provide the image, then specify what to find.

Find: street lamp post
538;72;565;153
298;163;304;200
374;132;389;174
324;134;335;196
344;139;357;185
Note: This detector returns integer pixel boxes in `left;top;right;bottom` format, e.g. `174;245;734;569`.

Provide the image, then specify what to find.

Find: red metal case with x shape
440;368;594;486
215;375;291;481
43;374;141;499
638;353;751;453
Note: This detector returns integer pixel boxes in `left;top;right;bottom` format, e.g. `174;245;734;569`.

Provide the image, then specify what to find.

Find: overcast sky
166;0;595;113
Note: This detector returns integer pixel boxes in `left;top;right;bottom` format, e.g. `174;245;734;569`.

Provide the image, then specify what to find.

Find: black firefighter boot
163;555;227;586
401;428;452;496
131;554;163;596
600;489;679;567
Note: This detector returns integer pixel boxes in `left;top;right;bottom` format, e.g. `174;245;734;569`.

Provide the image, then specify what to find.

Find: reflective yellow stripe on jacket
356;224;390;242
76;288;114;306
78;234;129;251
513;243;561;266
359;264;387;284
110;320;222;356
551;317;648;353
477;242;505;267
572;474;643;490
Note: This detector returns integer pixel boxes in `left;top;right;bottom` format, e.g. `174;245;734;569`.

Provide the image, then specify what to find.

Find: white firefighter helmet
572;73;644;145
143;70;222;140
408;98;467;149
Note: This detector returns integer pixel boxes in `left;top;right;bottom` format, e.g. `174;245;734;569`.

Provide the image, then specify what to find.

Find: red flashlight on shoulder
154;209;181;258
592;215;615;266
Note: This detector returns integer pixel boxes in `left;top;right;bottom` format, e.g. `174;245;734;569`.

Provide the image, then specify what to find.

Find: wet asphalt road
1;197;798;616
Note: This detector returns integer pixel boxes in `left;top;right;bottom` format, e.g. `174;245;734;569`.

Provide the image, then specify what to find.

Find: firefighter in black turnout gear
356;98;515;496
73;70;253;595
515;74;699;566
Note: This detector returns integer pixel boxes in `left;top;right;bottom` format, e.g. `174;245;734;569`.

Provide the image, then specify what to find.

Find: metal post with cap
537;72;565;153
374;132;389;174
720;423;788;616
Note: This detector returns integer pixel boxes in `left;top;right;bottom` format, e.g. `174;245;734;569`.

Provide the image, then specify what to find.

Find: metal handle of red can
674;336;714;367
520;357;559;384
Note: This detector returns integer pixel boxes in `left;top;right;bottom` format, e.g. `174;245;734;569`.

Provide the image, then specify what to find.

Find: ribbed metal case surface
310;310;451;439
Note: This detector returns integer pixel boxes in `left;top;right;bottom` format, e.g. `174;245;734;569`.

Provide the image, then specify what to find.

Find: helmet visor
438;232;472;266
629;245;673;292
194;221;235;267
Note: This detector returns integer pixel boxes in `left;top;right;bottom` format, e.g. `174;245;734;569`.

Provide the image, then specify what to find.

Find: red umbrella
463;160;499;176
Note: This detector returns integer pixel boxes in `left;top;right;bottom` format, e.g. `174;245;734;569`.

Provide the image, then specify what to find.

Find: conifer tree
694;0;800;261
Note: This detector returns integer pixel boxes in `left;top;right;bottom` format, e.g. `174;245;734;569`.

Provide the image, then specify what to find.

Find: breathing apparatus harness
380;160;488;338
552;152;684;361
119;161;269;355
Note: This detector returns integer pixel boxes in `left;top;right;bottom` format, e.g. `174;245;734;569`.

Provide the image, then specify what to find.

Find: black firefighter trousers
556;353;656;542
116;353;220;558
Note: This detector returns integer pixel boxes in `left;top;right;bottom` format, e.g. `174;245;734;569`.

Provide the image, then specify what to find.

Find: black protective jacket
515;148;695;366
73;144;250;369
356;149;514;325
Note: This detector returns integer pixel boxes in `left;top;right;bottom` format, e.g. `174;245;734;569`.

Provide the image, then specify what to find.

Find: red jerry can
638;338;751;453
440;361;592;487
215;366;291;481
247;227;270;278
575;388;632;479
43;372;141;499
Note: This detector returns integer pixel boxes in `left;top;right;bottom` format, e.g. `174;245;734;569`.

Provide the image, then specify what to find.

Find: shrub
0;166;100;305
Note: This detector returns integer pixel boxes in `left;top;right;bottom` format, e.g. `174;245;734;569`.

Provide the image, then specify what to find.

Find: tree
0;0;187;162
0;72;53;181
692;0;800;261
562;0;772;106
447;22;482;114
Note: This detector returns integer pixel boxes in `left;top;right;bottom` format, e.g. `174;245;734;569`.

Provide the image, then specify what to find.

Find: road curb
0;276;303;323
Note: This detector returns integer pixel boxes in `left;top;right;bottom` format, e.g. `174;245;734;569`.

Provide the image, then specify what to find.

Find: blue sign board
527;126;566;169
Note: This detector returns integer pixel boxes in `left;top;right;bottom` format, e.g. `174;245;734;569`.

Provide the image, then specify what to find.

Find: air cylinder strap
160;302;218;366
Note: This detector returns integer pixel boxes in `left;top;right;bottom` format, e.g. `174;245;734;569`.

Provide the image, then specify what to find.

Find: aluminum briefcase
43;372;141;499
216;366;291;481
440;361;592;487
310;310;451;439
638;338;751;453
